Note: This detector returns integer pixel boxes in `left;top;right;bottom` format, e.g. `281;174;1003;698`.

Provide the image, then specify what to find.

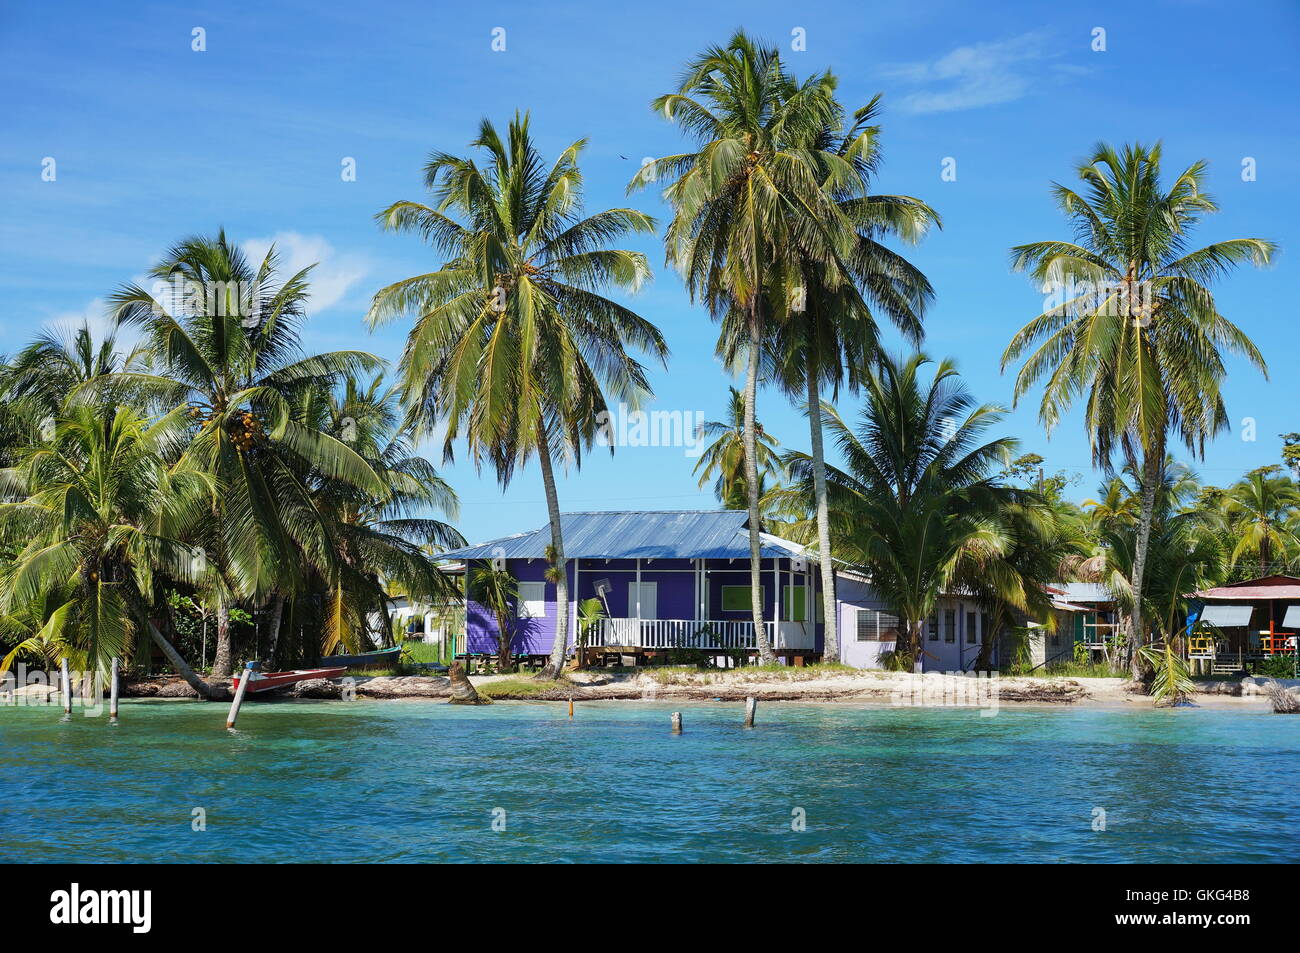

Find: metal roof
1200;604;1255;628
438;510;806;561
1052;582;1115;604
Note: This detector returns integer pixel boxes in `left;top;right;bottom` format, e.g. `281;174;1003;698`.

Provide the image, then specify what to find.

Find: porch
585;617;815;650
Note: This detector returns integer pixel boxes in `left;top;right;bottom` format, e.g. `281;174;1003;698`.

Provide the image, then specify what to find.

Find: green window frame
782;586;806;622
721;585;764;612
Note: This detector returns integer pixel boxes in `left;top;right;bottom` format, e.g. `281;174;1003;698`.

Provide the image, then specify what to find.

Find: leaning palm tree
1223;466;1300;576
369;113;667;679
779;353;1021;664
1002;142;1274;677
0;402;215;696
761;93;939;662
109;231;387;677
635;31;848;664
693;386;783;510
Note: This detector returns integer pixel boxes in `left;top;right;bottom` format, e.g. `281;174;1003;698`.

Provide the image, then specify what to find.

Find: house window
944;609;956;643
782;586;806;622
927;614;938;641
966;611;977;644
518;581;546;619
722;585;763;612
856;609;900;642
627;582;657;619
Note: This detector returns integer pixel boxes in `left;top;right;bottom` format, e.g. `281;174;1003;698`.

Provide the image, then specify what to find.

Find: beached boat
317;647;402;668
231;667;346;694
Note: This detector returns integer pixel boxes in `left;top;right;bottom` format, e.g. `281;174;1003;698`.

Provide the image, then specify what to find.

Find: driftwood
1264;680;1300;714
447;661;489;705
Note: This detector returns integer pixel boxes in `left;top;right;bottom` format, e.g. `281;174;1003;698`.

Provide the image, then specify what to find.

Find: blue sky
3;0;1297;544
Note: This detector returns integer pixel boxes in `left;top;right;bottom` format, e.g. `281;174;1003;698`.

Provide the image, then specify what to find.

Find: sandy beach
94;668;1294;710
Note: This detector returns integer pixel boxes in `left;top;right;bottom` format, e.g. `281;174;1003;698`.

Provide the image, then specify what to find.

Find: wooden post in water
568;695;574;718
110;658;120;722
226;661;257;729
744;696;757;727
671;711;682;734
60;658;71;715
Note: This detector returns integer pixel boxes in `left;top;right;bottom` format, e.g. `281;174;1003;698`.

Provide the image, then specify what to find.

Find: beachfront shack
438;509;1013;672
1185;574;1300;674
438;510;825;666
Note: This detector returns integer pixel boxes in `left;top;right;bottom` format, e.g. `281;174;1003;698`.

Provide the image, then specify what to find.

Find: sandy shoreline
98;669;1293;711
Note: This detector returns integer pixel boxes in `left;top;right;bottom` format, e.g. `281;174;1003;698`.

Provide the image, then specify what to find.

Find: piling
110;658;120;722
744;696;757;727
226;660;257;729
568;695;574;718
60;658;71;715
671;711;682;734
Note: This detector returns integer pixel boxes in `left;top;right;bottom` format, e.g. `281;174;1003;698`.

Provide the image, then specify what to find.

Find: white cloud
241;232;368;315
883;32;1057;114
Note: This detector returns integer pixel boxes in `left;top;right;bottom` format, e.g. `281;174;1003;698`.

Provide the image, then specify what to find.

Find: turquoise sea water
1;699;1297;863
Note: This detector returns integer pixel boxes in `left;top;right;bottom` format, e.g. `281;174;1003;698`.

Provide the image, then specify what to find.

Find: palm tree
779;352;1021;664
109;231;387;677
1002;142;1274;676
1080;460;1226;653
305;375;464;659
693;386;782;509
761;94;939;663
0;323;144;472
369;113;668;679
469;564;519;672
1223;466;1300;575
959;499;1089;672
0;402;216;697
635;32;848;664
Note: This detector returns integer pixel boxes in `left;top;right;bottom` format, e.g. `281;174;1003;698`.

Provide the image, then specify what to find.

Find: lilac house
438;510;826;664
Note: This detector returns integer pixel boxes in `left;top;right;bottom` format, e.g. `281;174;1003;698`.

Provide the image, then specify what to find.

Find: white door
628;582;657;619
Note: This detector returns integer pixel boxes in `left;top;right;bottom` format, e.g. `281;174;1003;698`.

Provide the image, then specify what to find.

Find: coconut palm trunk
212;594;233;678
264;592;286;664
744;307;778;665
537;429;570;678
1128;449;1162;677
146;621;214;699
806;369;838;663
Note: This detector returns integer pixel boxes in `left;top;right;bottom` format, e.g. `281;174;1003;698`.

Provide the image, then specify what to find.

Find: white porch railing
587;618;815;651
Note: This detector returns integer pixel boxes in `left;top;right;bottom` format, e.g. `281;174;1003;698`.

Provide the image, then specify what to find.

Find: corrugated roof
1189;575;1300;600
1052;582;1115;604
438;510;805;561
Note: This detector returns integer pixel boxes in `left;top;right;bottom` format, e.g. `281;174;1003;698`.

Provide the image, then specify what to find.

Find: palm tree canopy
369;112;668;482
692;385;782;508
1002;141;1273;468
109;231;388;603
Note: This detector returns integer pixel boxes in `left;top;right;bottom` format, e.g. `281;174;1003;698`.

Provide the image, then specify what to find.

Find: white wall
837;575;994;672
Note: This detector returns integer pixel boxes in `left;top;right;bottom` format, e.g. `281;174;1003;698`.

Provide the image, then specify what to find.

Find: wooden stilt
226;661;257;729
671;711;682;734
60;658;71;715
568;695;574;718
110;658;120;722
744;696;756;727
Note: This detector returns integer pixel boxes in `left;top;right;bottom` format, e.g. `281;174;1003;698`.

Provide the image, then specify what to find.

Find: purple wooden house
438;510;826;663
